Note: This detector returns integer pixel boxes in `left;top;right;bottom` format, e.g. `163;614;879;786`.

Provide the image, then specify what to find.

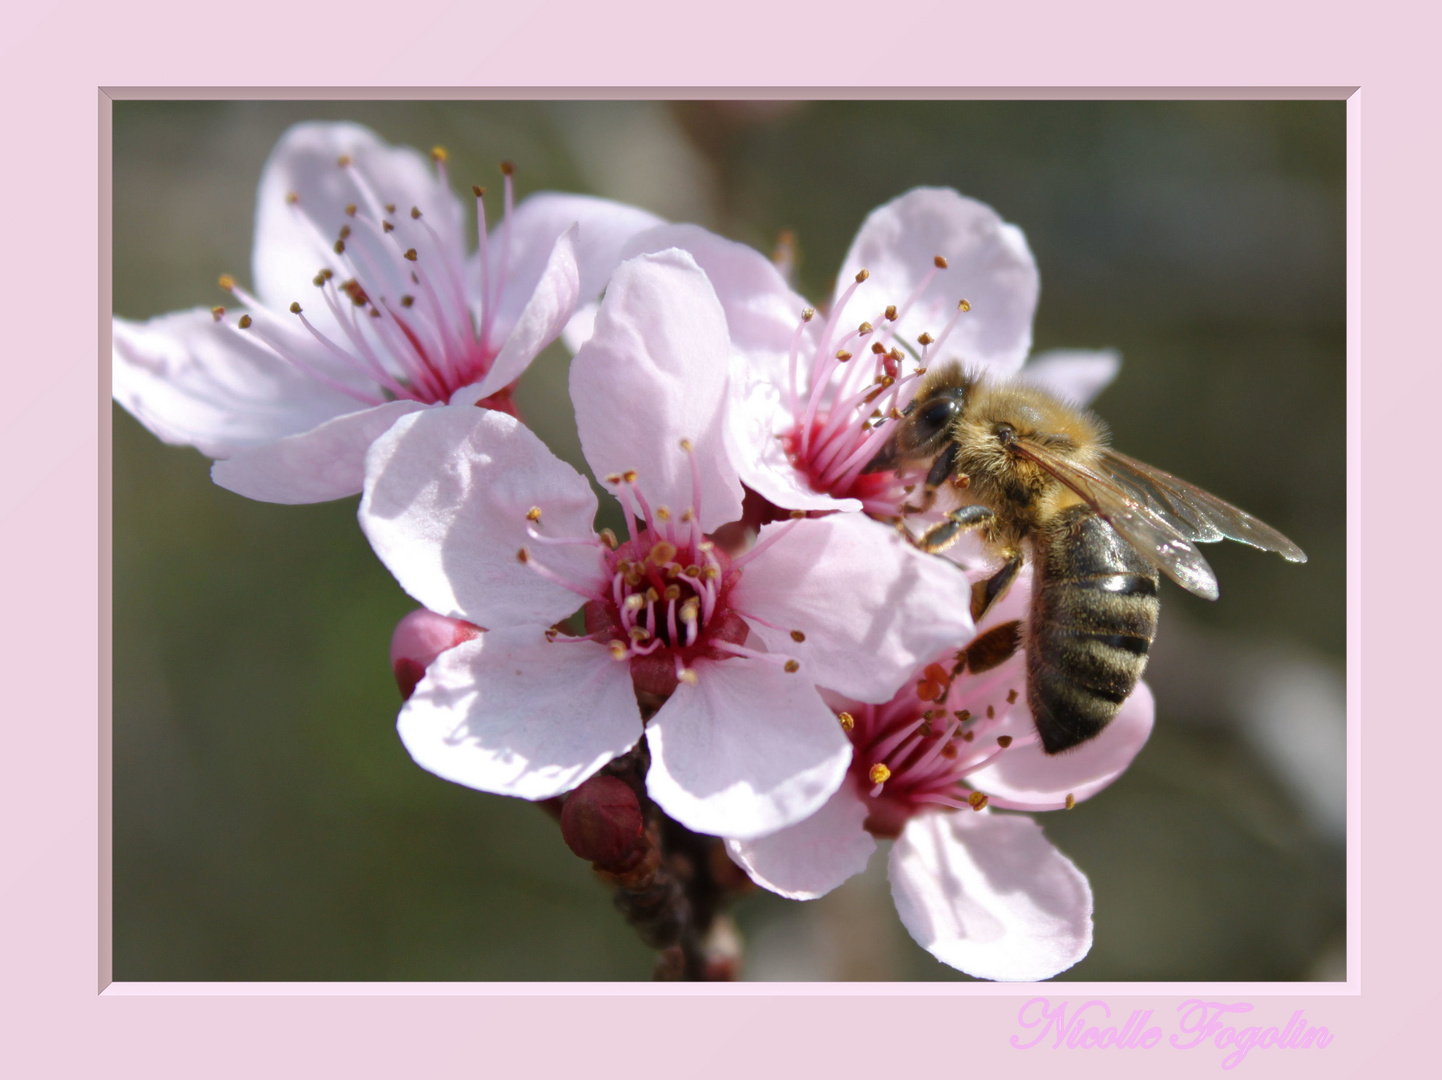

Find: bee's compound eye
914;397;958;436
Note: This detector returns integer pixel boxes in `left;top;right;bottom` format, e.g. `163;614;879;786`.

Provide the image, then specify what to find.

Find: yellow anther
783;659;800;673
500;161;515;176
801;308;815;322
289;302;302;314
622;470;638;483
656;506;671;522
934;255;948;269
345;203;357;216
858;321;873;334
623;594;646;613
599;528;619;550
403;248;418;261
790;630;806;643
664;584;681;602
629;626;651;643
958;298;971;312
411;206;422;220
649;542;677;566
218;274;236;291
838;712;855;732
337;154;353;167
679;438;693;452
968;790;989;811
836;350;852;362
917;332;935;346
608;640;628;660
237;314;252;329
1065;793;1076;810
884;304;898;321
431;146;448;163
869;763;891;785
855;268;870;283
678;668;699;686
211;306;225;321
526;506;542;522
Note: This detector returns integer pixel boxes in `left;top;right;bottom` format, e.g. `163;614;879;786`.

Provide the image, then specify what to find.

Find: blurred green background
111;99;1345;981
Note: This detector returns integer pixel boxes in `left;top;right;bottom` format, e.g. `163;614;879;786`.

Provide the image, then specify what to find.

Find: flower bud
389;608;482;700
560;774;645;869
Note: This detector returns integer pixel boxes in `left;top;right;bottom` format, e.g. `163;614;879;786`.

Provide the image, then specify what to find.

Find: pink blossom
597;189;1118;523
358;250;977;840
113;121;662;503
726;570;1154;981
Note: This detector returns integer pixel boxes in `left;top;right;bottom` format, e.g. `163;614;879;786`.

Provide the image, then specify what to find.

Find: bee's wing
1099;449;1308;563
1008;438;1224;599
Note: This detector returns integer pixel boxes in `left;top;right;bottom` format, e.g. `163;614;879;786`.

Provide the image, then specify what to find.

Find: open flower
359;250;977;839
113;120;662;503
600;189;1118;521
726;571;1154;980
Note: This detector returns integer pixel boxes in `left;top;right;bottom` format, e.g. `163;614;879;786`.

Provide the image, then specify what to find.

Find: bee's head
865;365;973;473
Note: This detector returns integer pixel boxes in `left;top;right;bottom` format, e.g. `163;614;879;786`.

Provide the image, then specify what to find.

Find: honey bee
867;362;1307;754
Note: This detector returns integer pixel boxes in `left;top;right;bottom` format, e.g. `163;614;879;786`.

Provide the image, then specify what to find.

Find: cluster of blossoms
115;121;1153;981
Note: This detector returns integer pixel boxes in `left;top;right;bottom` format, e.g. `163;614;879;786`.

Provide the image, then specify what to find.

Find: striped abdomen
1027;504;1160;754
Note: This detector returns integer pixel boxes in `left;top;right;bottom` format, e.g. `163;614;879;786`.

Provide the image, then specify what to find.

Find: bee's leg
901;443;962;515
901;504;995;553
970;550;1024;623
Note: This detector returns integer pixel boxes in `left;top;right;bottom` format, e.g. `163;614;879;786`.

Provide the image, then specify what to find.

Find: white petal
253;122;465;339
113;309;369;457
459;226;580;403
722;375;863;514
1016;348;1121;407
621;222;808;382
971;682;1155;808
360;406;603;627
731;515;976;702
570;249;744;531
890;810;1092;981
210;399;425;503
399;629;642;800
725;780;876;899
560;302;598;354
837;188;1039;378
480;193;666;345
644;657;851;840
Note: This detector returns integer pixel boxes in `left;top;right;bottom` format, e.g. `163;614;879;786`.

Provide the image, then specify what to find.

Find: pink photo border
8;0;1419;1071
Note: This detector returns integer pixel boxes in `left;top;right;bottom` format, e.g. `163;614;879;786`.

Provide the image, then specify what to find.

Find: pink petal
725;779;876;899
620;222;809;382
398;629;642;801
969;681;1155;808
836;188;1039;379
723;378;863;514
570;250;744;532
252;122;465;341
457;226;581;403
644;657;852;840
1016;348;1122;407
889;809;1092;981
210;399;425;503
730;515;976;703
360;406;604;627
480;193;665;346
113;309;371;458
390;608;482;700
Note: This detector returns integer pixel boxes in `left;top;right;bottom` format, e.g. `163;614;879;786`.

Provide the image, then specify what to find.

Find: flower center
778;260;973;514
841;642;1033;838
521;449;806;703
214;150;521;414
